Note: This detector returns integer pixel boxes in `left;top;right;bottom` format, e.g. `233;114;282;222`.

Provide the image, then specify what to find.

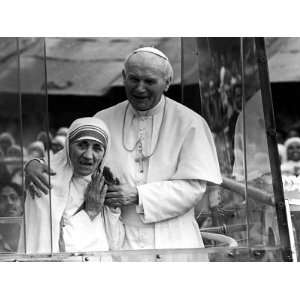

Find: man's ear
164;77;171;92
122;69;126;81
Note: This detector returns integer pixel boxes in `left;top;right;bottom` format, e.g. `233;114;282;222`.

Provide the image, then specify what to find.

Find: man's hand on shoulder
25;159;55;198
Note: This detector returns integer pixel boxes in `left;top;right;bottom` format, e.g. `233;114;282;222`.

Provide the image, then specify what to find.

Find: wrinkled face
287;142;300;162
122;53;170;111
0;186;23;217
69;139;105;176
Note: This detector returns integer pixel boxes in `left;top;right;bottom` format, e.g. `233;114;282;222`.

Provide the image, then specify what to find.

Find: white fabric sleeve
136;179;206;223
103;206;125;250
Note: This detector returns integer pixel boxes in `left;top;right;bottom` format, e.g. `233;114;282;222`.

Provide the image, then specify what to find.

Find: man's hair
124;47;174;82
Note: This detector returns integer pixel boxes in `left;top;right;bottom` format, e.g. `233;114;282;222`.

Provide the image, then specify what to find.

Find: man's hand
84;170;107;220
25;160;56;198
104;184;138;208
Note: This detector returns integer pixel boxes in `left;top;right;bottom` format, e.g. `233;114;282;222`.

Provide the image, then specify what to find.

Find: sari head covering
49;117;110;195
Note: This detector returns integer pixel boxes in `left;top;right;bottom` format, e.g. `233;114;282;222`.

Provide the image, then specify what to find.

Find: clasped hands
82;168;140;220
84;167;139;220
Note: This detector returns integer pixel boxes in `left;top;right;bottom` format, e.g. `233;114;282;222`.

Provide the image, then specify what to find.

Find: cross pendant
135;151;145;173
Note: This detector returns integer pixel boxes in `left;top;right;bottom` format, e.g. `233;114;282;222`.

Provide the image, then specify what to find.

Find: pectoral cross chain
135;151;146;173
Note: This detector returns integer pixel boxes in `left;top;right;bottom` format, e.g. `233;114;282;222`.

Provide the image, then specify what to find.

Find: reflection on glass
240;38;281;260
18;37;51;254
0;38;24;253
182;37;286;261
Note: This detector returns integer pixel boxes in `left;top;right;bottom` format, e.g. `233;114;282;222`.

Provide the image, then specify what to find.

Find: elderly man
26;47;222;260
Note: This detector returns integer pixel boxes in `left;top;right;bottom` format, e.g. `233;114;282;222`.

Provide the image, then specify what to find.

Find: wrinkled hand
25;160;56;198
84;168;108;220
105;184;138;208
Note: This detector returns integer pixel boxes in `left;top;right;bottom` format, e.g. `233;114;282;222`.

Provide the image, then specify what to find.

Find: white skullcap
124;47;173;81
130;47;169;61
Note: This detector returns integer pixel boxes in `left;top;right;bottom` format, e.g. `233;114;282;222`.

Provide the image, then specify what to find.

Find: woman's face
69;139;105;176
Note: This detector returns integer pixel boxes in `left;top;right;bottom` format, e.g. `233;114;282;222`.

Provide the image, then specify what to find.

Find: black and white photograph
0;36;298;263
1;1;300;299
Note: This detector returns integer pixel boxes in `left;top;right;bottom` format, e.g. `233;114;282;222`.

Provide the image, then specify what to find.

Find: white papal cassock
95;96;222;261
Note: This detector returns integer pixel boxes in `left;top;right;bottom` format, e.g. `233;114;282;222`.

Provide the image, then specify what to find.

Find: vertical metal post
284;199;297;261
254;37;292;261
42;38;54;255
180;37;185;104
240;37;250;250
16;37;27;254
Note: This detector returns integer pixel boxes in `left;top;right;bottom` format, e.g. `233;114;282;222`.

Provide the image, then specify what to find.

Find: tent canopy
0;37;297;96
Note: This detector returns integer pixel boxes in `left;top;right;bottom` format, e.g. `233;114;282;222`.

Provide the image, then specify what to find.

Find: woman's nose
83;147;93;159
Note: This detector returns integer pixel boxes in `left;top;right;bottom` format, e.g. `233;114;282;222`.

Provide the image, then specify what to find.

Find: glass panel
42;37;183;256
183;37;289;261
19;37;51;254
268;38;300;261
183;37;251;260
0;38;24;254
240;38;282;259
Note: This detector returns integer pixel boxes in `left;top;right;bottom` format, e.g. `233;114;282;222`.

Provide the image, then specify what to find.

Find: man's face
0;186;23;217
122;53;170;111
69;139;105;176
287;142;300;161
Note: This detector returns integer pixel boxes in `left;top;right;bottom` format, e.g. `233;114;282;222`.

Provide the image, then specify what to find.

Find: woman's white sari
19;117;124;254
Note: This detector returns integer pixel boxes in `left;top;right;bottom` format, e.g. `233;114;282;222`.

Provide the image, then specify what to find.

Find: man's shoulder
166;97;205;124
94;100;128;119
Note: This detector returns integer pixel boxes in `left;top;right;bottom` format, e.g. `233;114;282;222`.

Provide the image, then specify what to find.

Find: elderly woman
21;117;124;254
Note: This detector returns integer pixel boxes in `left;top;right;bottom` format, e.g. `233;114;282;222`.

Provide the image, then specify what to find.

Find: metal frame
255;37;292;261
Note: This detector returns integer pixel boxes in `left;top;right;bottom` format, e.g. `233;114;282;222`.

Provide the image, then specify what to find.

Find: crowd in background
0;127;68;218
